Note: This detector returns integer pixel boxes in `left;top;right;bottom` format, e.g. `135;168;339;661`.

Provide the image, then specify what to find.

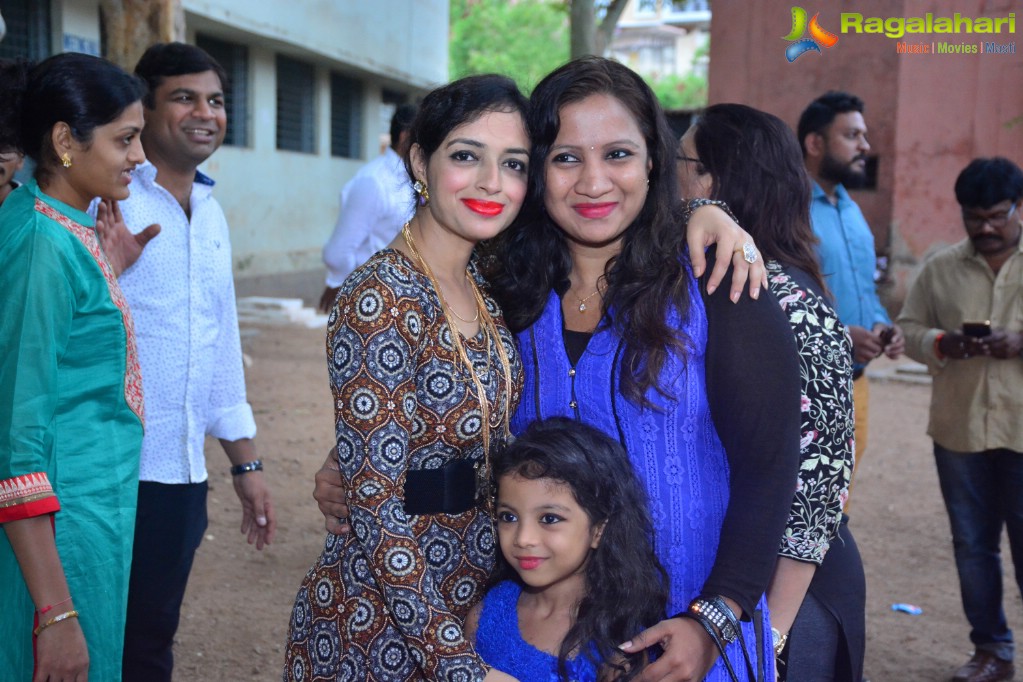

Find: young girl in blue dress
466;417;667;681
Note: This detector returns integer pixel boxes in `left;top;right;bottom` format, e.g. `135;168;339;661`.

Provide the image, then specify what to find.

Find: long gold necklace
401;223;512;508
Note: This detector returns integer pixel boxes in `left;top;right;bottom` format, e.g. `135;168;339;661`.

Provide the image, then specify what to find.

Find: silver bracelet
688;597;738;644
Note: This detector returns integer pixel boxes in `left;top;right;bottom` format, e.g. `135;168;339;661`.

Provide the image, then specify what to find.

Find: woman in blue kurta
0;54;147;680
489;57;802;682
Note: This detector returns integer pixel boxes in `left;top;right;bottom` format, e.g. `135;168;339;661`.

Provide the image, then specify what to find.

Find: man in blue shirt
798;91;904;495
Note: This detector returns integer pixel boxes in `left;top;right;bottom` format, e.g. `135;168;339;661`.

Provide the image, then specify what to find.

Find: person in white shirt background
318;103;418;311
95;42;277;682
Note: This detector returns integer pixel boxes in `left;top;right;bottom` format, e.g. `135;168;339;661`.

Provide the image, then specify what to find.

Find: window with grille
0;0;51;61
330;72;363;159
276;55;316;153
196;34;249;147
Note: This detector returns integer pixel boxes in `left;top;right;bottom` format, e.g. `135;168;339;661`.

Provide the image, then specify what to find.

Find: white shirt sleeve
322;173;388;287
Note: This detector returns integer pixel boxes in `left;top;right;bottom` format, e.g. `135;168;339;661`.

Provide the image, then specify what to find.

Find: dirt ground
171;323;1023;681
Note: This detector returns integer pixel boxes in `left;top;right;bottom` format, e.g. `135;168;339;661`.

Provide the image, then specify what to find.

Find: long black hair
10;53;146;185
691;103;827;293
492;417;668;680
488;56;691;406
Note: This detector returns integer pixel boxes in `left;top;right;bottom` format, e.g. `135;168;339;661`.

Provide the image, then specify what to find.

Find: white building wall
46;0;448;294
182;1;449;288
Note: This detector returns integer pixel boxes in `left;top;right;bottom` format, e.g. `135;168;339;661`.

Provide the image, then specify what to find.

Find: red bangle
934;333;946;359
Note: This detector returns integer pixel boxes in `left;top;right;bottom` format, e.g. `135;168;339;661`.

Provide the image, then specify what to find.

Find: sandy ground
170;323;1023;681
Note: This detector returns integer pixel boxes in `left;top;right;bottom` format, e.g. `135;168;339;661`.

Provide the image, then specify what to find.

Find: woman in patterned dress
0;54;147;680
679;103;863;681
283;75;529;682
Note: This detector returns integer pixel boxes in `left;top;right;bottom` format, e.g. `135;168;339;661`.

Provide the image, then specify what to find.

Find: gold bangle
33;609;79;636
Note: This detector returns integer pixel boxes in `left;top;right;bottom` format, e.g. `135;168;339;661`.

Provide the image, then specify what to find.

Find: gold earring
61;152;72;169
413;180;430;206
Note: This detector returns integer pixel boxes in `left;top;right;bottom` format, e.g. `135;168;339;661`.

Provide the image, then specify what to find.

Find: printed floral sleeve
768;262;855;564
327;264;488;679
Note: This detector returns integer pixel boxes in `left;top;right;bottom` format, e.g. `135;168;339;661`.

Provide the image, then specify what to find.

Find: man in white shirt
318;103;417;311
110;43;277;682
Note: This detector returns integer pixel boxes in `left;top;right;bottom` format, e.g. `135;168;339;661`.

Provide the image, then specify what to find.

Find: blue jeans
934;443;1023;662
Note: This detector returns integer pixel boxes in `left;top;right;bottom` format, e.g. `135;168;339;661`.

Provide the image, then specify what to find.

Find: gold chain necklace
445;272;481;323
401;223;513;509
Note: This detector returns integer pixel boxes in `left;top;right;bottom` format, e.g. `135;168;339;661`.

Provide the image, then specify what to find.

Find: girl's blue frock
475;581;600;682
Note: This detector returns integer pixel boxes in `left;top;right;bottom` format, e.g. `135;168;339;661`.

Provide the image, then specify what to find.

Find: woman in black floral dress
679;104;864;682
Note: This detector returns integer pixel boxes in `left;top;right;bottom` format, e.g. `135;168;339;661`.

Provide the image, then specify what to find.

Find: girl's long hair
692;103;827;293
487;57;692;406
492;418;668;680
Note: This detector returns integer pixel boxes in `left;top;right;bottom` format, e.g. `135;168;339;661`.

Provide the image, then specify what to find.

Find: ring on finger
733;241;758;264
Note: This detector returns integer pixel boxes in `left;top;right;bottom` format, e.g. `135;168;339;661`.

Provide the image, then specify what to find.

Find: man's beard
819;151;868;189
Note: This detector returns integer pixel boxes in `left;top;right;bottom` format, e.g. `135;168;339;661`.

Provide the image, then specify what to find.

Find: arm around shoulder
701;260;802;616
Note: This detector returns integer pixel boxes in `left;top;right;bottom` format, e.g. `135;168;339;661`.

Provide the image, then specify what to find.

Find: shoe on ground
952;650;1015;682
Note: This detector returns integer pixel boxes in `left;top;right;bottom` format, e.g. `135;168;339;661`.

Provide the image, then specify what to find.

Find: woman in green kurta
0;54;148;680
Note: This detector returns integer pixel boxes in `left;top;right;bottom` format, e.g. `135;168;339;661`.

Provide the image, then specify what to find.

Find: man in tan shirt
898;157;1023;682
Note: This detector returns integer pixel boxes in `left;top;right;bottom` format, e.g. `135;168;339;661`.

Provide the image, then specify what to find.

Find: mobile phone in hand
962;321;992;338
879;326;895;347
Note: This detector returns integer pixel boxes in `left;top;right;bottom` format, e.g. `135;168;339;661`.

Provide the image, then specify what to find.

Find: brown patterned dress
284;249;522;681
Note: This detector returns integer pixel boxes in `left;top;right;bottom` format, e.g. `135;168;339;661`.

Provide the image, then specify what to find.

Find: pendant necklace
576;289;601;312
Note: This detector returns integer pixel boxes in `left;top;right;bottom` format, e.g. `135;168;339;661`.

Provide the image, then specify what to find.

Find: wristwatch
771;626;789;656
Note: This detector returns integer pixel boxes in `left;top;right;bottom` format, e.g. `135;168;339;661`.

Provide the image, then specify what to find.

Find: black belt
403;458;479;515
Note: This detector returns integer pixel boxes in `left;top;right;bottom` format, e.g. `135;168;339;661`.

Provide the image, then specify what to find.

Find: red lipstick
463;199;504;216
573;202;617;219
517;557;543;570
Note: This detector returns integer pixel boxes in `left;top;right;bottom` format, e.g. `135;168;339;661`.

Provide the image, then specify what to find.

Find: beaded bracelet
230;459;263;476
687;596;738;644
33;609;79;636
683;198;741;226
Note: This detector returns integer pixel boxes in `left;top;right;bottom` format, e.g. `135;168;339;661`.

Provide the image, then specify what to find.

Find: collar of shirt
811;180;851;206
132;160;216;201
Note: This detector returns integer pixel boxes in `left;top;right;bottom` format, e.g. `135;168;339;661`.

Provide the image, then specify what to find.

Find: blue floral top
475;581;600;682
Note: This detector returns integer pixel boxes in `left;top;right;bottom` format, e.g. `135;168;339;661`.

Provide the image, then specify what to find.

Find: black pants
784;516;866;682
122;481;208;682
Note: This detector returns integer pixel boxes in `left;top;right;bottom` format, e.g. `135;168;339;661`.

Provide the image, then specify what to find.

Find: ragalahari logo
783;7;840;61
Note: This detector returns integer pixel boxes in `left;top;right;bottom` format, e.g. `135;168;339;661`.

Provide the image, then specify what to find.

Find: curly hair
487;56;692;406
492;417;668;681
691;103;827;294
